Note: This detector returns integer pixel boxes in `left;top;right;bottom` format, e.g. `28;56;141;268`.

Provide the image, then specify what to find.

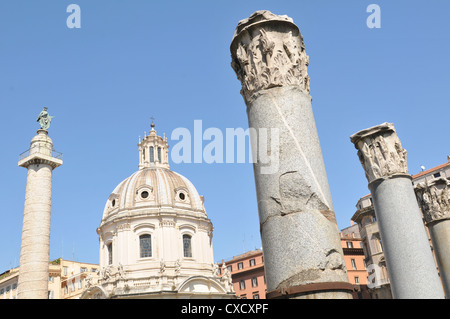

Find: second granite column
350;122;444;299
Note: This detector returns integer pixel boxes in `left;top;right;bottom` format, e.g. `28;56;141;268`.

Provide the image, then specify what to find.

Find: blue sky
1;1;449;272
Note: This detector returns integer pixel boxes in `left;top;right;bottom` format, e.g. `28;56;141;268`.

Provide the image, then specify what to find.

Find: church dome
100;122;206;224
85;122;234;299
101;167;206;223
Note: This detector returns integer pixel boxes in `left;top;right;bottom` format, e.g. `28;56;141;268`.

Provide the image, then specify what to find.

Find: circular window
141;191;149;199
112;199;116;207
179;192;185;200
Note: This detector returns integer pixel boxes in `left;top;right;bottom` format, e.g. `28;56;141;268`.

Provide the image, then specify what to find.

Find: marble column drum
231;11;352;299
350;122;444;299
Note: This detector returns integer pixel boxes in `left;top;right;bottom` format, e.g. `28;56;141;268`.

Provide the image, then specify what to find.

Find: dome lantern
138;120;169;170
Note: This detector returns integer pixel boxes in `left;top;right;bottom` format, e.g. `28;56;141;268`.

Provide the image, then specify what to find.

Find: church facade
81;123;235;299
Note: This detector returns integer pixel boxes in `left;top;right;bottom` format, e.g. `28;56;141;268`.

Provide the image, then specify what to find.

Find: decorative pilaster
351;122;444;299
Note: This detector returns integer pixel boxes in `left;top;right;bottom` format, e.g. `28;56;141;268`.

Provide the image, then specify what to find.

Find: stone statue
212;263;220;277
221;263;233;292
36;107;54;130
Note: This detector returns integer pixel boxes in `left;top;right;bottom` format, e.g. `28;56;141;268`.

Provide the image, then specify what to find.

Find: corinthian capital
230;10;310;103
415;178;450;224
350;123;409;184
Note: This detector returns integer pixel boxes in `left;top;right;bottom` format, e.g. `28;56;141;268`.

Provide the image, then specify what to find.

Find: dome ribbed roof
101;167;205;222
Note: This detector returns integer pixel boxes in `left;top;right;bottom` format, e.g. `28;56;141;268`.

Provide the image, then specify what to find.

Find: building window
249;258;255;266
351;259;357;270
238;262;243;270
107;243;113;265
80;267;88;273
253;293;260;299
252;277;258;287
149;146;154;163
347;241;353;248
433;172;441;178
377;238;383;252
227;265;232;272
239;280;246;290
63;266;68;276
183;234;192;258
158;147;162;162
354;276;360;284
140;234;152;258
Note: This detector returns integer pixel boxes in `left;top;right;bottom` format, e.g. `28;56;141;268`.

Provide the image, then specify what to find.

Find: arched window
140;234;152;258
157;147;162;162
149;146;154;163
183;234;192;258
107;243;113;265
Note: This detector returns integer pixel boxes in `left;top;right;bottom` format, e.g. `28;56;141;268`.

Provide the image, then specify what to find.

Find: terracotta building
340;223;371;299
219;250;266;299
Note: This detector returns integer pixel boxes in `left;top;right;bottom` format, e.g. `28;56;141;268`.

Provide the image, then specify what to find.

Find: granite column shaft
231;11;352;299
351;123;444;299
415;178;450;297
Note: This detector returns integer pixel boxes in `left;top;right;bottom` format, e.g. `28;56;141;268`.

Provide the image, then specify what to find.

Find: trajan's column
350;122;444;299
17;108;62;299
230;11;353;299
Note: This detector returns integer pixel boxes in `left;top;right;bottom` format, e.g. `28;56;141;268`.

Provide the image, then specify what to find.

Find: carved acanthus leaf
415;178;450;223
351;123;409;183
231;27;310;102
